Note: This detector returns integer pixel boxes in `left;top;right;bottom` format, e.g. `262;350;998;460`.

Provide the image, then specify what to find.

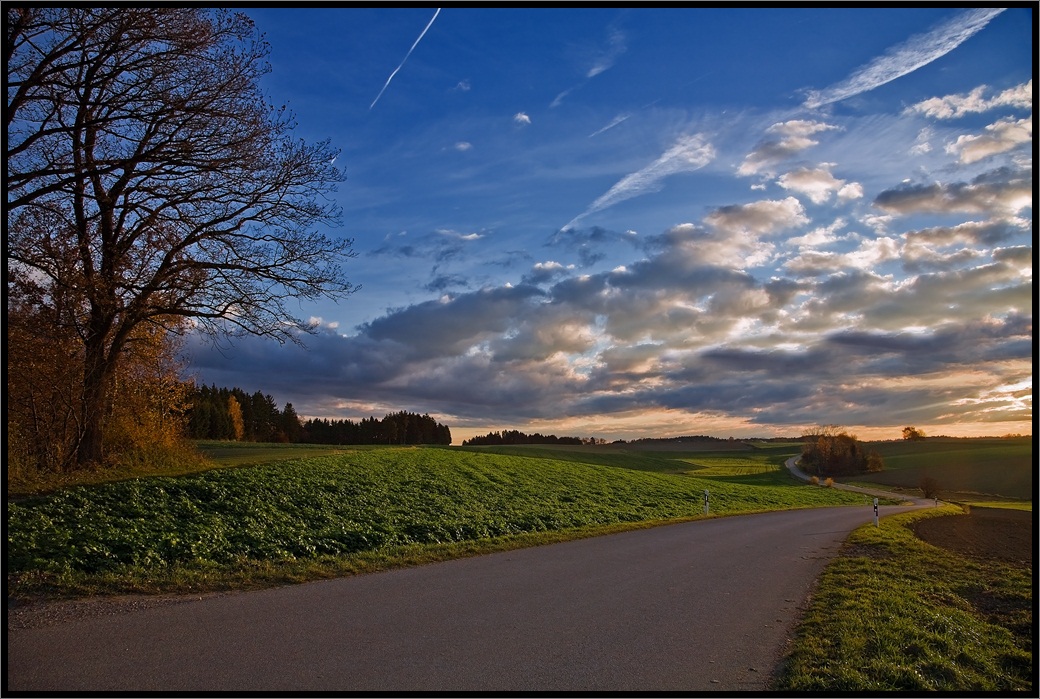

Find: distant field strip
8;447;864;578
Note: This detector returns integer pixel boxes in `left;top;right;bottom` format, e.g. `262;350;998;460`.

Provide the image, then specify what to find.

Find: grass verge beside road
773;506;1033;691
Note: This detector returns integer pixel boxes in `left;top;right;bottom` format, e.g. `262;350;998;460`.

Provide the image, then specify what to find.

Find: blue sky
186;5;1033;443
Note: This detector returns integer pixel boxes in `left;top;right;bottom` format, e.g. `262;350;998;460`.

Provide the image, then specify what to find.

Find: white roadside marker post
873;497;879;528
704;489;709;516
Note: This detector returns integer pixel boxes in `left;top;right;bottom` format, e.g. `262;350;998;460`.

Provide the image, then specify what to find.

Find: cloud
370;228;483;265
453;141;473;152
587;27;626;78
513;112;532;126
803;8;1006;109
523;260;576;285
361;284;545;360
904;79;1033;119
874;167;1033;216
187;196;1031;436
904;219;1026;248
436;228;484;241
737;120;838;176
424;273;472;293
704;196;809;237
776;165;850;205
944;116;1032;164
369;8;442;110
551;26;628;108
784;229;903;276
546;225;642;268
563;133;715;230
837;182;865;201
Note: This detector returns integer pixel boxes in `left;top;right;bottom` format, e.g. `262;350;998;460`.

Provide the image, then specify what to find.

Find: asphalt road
8;501;924;693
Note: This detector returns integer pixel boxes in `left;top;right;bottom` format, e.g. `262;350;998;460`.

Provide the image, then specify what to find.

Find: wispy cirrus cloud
587;27;627;78
803;7;1006;110
563;133;715;230
551;26;627;108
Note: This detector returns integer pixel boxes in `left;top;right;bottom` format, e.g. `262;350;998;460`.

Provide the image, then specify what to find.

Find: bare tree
6;7;357;467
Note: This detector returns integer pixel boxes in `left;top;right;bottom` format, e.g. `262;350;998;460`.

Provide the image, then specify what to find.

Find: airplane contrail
370;8;441;110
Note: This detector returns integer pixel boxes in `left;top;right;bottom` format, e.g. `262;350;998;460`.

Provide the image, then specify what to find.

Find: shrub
919;475;941;499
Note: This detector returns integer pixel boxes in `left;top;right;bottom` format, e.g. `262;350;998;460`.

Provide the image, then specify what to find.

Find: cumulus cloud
738;120;839;176
874;168;1033;216
944;116;1032;164
453;141;473;152
905;219;1025;248
784;232;901;276
837;182;865;201
704;196;809;236
514;112;532;126
776;165;851;205
803;7;1006;109
564;134;715;230
523;260;576;285
188;193;1032;435
361;284;545;360
904;79;1033;119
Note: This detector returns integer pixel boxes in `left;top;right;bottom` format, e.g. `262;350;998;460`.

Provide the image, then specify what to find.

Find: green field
8;444;865;598
7;439;1031;688
851;438;1032;501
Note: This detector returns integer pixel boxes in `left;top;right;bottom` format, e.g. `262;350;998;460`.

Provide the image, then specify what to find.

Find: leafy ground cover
773;505;1033;691
7;445;863;599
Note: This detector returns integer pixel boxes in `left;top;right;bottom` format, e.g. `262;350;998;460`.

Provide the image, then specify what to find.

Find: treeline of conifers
462;430;601;446
187;384;451;445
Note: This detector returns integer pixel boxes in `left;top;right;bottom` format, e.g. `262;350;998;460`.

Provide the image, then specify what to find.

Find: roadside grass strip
7;447;865;599
774;506;1032;691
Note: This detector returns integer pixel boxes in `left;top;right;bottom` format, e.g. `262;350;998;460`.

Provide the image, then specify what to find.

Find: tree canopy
6;7;356;467
800;426;884;477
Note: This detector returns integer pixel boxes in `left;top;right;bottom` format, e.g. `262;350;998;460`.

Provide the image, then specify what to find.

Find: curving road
8;492;927;693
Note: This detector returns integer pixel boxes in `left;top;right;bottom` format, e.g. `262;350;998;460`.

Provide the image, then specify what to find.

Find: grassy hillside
853;438;1032;500
7;445;862;599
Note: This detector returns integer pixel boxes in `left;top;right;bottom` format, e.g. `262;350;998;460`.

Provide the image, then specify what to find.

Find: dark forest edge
187;384;451;446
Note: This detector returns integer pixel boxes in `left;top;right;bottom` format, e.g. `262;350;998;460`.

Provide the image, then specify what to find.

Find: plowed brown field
912;506;1032;565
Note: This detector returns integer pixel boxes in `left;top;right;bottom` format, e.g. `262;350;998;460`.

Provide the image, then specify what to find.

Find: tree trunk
76;332;115;468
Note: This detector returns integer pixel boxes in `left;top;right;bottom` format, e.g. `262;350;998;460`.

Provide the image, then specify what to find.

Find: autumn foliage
799;426;885;477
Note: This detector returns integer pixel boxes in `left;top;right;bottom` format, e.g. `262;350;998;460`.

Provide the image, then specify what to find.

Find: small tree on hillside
919;476;941;499
902;426;926;440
